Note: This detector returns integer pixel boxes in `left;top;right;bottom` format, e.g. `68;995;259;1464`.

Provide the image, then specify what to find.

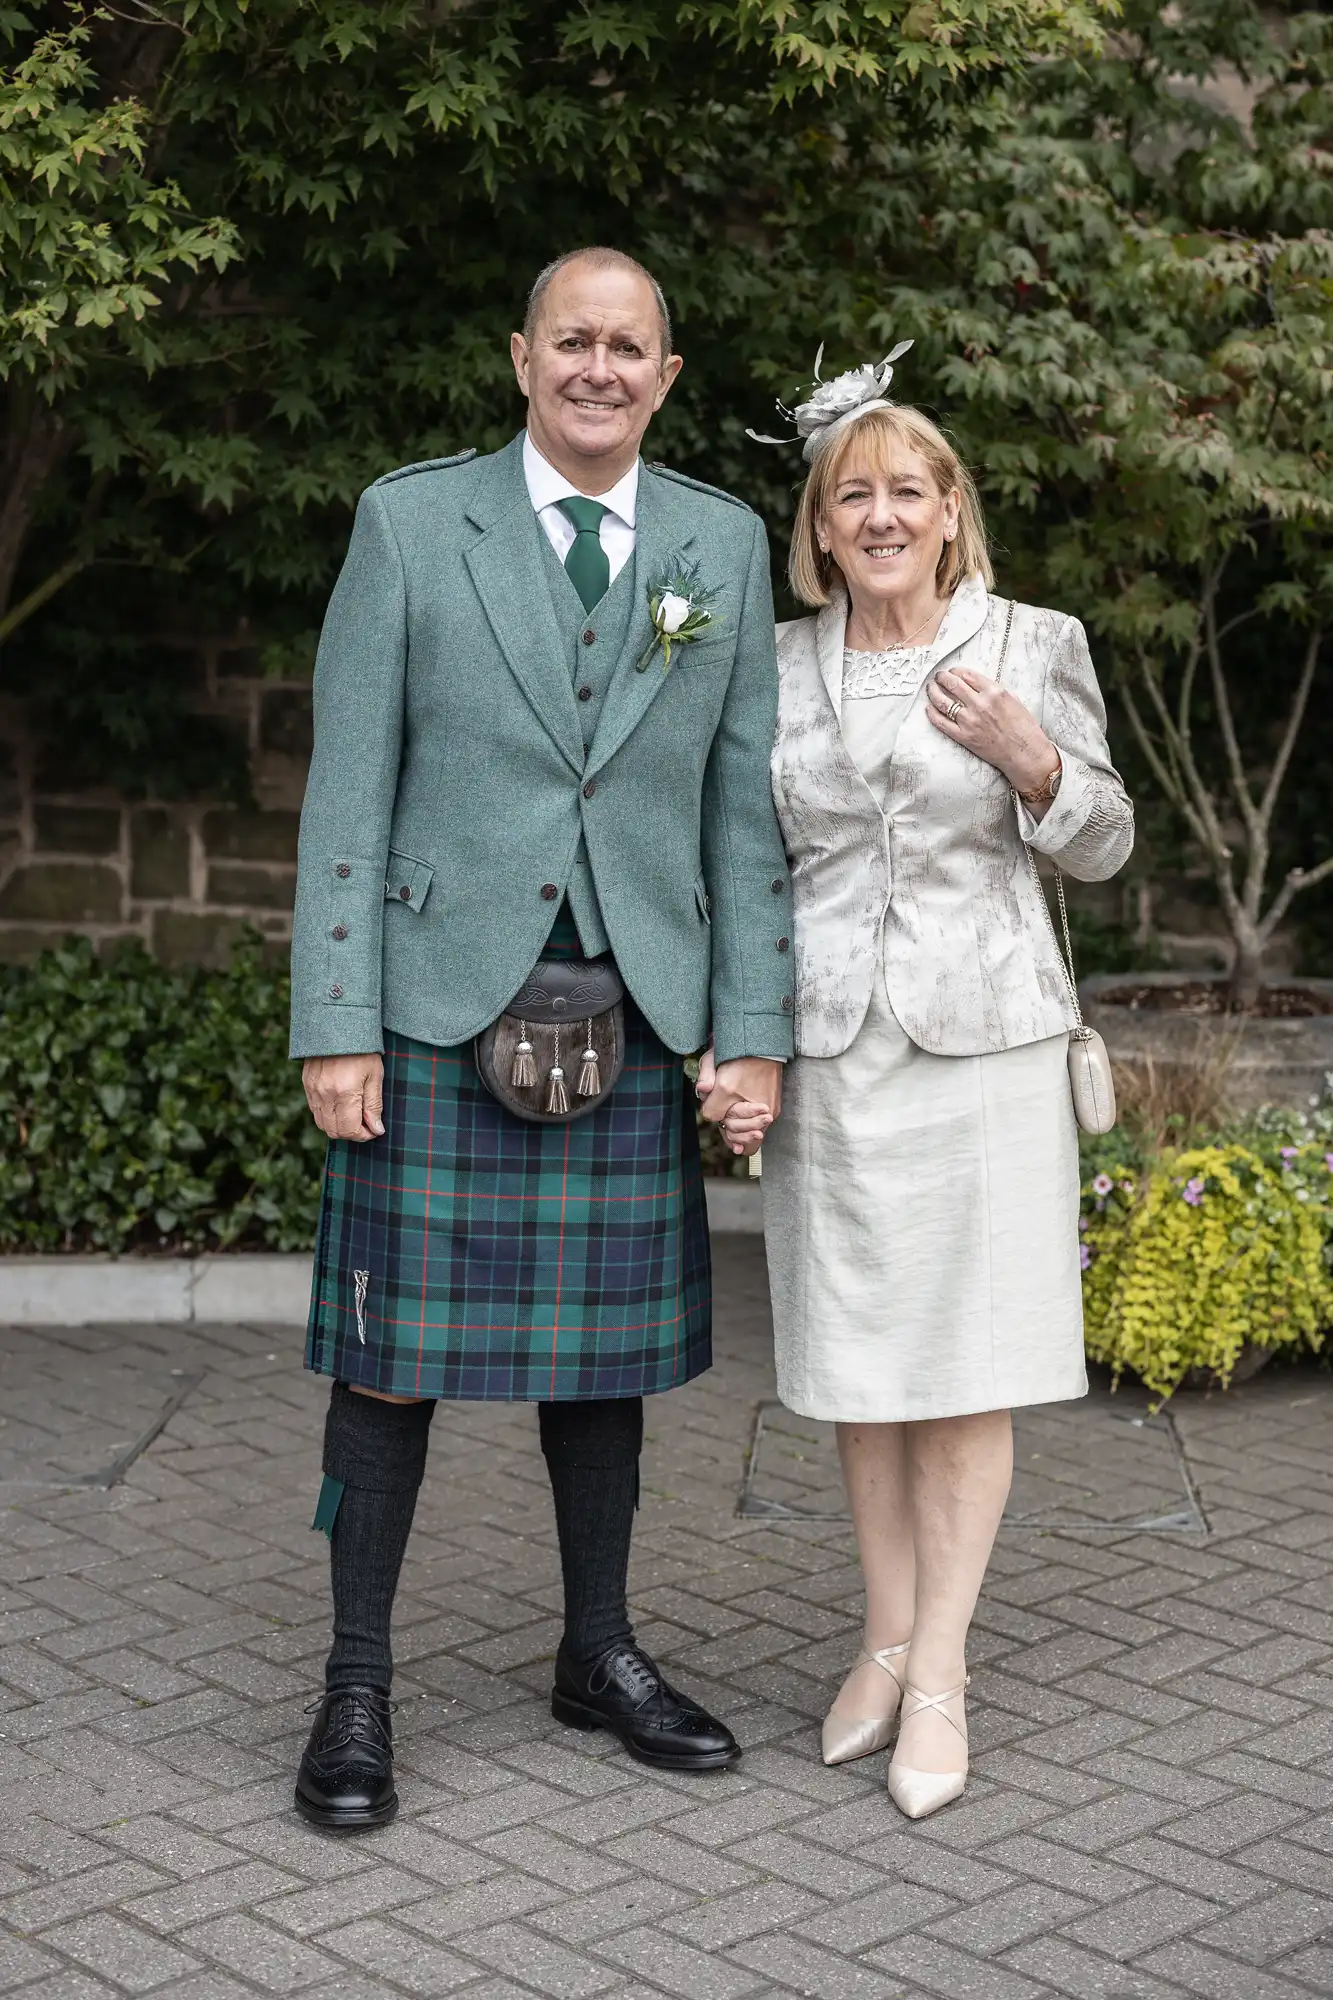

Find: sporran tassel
577;1020;601;1098
510;1022;538;1089
545;1029;569;1115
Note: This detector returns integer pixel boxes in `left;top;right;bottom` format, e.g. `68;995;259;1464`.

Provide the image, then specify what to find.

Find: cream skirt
762;961;1087;1424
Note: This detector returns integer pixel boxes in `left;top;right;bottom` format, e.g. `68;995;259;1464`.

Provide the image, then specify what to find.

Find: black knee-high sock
320;1383;435;1694
539;1397;643;1664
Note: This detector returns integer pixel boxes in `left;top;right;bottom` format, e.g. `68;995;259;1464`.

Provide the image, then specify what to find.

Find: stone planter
1082;971;1333;1112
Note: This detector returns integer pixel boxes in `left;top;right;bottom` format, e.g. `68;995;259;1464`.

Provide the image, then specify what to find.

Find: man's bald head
524;248;672;362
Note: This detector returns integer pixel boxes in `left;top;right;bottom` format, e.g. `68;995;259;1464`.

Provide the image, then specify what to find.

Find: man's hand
303;1054;385;1142
697;1053;782;1155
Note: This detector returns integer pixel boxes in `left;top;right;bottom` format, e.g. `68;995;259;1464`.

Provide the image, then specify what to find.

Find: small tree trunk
1228;927;1265;1012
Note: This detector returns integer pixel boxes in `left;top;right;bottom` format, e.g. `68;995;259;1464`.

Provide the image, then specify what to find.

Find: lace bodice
842;643;937;700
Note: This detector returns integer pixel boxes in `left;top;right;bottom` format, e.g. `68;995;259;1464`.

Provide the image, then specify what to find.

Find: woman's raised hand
926;666;1060;801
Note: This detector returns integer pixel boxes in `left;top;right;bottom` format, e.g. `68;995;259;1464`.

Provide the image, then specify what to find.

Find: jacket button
331;924;348;941
335;863;351;879
398;884;411;900
777;936;790;952
578;685;593;701
583;780;597;799
771;877;785;894
782;995;793;1013
541;883;559;901
582;628;596;646
329;983;343;999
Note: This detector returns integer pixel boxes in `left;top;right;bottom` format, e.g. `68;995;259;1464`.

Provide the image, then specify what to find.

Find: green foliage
1;0;1105;759
0;936;323;1253
1080;1140;1333;1404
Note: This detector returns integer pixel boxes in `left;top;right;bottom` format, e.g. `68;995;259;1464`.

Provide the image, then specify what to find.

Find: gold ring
946;698;964;723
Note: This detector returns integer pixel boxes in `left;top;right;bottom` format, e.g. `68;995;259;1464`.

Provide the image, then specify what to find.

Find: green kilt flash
305;921;712;1402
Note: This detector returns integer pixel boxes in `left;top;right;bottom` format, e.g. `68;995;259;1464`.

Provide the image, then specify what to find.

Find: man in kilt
289;247;794;1831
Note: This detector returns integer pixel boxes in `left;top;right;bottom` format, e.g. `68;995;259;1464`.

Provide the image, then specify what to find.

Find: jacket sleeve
1019;613;1135;884
701;514;796;1065
289;486;406;1059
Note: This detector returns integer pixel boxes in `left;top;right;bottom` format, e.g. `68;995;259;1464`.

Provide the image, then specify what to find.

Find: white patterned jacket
771;573;1134;1058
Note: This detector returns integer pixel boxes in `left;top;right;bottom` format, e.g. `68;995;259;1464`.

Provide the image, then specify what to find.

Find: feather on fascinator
747;341;914;464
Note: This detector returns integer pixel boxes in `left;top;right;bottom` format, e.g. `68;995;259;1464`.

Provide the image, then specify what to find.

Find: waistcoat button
578;685;593;701
583;780;597;799
582;628;596;646
329;983;343;999
777;936;790;952
335;863;351;879
782;995;793;1013
771;877;784;893
331;924;347;941
541;883;559;901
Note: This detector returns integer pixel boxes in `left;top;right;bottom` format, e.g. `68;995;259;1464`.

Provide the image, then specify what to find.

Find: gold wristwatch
1018;756;1062;805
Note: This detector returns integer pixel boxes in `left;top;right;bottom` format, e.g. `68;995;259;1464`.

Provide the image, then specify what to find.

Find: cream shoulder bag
994;600;1117;1135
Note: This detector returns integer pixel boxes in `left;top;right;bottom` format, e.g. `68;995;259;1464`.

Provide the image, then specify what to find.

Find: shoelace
304;1690;396;1756
589;1648;672;1714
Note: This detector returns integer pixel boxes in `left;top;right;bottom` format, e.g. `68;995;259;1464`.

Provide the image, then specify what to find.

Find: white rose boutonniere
635;561;720;673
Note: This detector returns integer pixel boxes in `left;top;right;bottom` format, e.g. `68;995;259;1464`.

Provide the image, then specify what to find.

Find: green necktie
557;496;610;613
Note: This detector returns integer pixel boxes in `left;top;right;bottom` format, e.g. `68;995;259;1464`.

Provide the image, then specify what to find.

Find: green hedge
0;938;324;1253
0;938;748;1255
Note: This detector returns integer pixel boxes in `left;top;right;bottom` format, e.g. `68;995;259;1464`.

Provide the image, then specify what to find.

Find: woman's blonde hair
788;404;993;608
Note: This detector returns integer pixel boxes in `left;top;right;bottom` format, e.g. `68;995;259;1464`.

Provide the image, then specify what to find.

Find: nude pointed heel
821;1641;911;1766
886;1675;970;1819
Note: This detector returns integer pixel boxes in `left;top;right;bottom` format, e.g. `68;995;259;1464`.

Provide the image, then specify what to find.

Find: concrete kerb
0;1179;763;1324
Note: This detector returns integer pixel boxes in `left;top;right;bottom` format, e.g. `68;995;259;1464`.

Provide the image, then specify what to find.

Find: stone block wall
0;634;1286;974
0;639;312;966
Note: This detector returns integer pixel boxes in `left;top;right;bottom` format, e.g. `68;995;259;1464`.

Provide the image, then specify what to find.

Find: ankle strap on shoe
858;1641;910;1685
900;1675;970;1742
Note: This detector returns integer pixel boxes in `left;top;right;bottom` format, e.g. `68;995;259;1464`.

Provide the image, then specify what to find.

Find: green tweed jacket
290;434;795;1065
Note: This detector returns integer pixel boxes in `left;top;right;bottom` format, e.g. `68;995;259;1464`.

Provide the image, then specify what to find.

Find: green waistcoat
533;525;641;957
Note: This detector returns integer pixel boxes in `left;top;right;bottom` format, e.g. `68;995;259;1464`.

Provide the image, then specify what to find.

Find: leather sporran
993;598;1117;1137
475;958;626;1124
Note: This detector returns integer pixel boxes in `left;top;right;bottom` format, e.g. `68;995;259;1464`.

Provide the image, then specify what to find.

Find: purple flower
1183;1176;1205;1206
1079;1243;1092;1270
1120;1179;1133;1193
1092;1173;1113;1197
1325;1154;1333;1172
1281;1147;1299;1164
1078;1215;1089;1233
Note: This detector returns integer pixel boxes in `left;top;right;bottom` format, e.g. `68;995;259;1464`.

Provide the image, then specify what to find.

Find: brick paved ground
1;1237;1332;1999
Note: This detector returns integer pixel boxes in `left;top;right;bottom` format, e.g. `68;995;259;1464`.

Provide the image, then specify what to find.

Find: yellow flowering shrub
1081;1144;1333;1404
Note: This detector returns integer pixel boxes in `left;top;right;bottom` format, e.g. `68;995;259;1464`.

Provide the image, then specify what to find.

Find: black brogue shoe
552;1642;740;1771
295;1686;398;1832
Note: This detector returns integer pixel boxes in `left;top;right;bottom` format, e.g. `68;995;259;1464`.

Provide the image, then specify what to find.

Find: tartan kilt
305;973;712;1402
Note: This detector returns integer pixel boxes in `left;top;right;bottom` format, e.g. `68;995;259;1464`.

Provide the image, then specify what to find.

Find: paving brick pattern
1;1238;1332;1997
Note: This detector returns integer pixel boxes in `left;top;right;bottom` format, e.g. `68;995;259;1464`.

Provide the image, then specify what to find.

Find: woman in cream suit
716;350;1133;1818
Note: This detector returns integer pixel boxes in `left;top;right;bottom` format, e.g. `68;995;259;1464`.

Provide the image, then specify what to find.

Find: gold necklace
850;600;944;653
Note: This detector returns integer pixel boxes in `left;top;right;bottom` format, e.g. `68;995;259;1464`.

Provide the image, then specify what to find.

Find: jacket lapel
585;468;696;778
931;572;992;666
815;590;848;722
463;438;586;776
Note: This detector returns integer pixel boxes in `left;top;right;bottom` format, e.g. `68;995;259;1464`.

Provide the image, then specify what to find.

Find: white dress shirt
522;431;638;584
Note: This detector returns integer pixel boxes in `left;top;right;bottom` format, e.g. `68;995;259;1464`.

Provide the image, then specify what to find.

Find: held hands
696;1049;782;1158
303;1054;385;1142
926;667;1060;803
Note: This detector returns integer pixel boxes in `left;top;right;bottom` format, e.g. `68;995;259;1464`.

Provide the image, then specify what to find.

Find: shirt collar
522;431;639;528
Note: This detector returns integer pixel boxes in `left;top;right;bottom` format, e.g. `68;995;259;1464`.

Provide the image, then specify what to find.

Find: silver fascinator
747;340;914;464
